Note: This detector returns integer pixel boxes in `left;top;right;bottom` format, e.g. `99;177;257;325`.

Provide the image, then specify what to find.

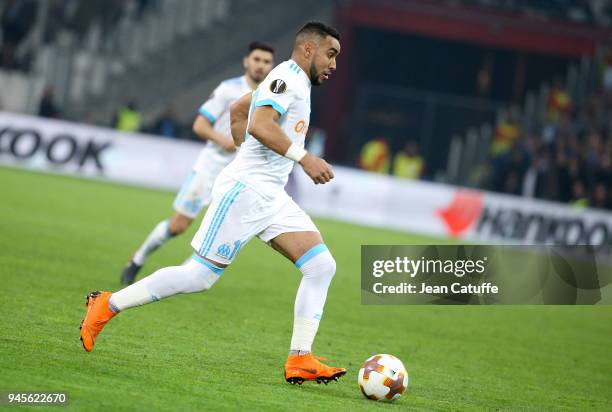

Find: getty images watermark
361;245;612;305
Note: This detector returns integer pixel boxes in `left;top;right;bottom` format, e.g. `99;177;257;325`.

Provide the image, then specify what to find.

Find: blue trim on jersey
255;99;286;116
199;107;217;123
295;244;328;269
199;182;245;256
191;253;225;275
245;90;260;142
289;62;302;74
249;90;260;114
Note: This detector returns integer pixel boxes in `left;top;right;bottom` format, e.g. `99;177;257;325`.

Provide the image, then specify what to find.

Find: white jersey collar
240;75;252;90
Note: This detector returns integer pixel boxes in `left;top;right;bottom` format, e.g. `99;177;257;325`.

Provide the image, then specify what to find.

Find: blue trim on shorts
198;182;245;256
228;240;242;260
200;182;244;255
295;244;328;269
173;171;196;210
254;99;286;116
199;182;241;255
201;183;245;256
191;253;225;275
199;107;217;123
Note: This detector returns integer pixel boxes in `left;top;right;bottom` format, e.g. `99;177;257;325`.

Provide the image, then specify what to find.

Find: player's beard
249;70;264;84
309;61;322;86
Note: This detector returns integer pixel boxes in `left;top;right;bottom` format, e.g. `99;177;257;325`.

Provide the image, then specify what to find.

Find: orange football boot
79;291;116;352
284;353;346;385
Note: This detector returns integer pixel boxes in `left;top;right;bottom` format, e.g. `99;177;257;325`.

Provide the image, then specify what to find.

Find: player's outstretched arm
192;115;236;152
248;106;334;184
229;92;252;147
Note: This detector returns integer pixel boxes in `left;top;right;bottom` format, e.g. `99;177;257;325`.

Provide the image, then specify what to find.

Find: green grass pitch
1;166;611;411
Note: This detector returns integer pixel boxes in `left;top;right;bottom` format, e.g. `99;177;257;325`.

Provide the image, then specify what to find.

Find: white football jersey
193;75;252;173
222;60;311;199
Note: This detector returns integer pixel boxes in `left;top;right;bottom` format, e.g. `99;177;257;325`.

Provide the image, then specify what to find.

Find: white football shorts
172;169;216;219
190;174;319;265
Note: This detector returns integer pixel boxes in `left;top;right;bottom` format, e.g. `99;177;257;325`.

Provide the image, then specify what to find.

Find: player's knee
168;217;192;235
182;256;224;293
299;250;336;280
168;224;186;236
191;275;214;292
324;253;337;279
178;267;216;293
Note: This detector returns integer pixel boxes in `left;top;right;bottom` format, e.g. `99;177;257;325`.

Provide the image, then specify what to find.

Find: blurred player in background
120;41;275;285
81;21;344;385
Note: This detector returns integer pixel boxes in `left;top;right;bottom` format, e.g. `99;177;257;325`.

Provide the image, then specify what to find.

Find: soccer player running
119;42;275;285
80;21;345;385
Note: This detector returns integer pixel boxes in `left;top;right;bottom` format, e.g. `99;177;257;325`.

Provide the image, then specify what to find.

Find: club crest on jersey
270;79;287;94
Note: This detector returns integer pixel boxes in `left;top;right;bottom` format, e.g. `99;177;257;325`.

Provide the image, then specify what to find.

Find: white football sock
132;220;173;266
290;245;336;352
109;254;224;312
290;318;320;354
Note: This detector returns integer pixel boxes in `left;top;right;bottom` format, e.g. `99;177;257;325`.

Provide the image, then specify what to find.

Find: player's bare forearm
247;106;293;155
192;115;235;152
249;106;334;184
230;92;252;146
192;115;216;141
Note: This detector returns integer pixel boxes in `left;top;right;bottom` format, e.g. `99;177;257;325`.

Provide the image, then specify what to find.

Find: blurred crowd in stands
0;0;190;139
112;100;184;139
358;138;426;181
1;0;154;71
459;0;612;26
2;0;610;210
1;0;36;70
488;52;612;210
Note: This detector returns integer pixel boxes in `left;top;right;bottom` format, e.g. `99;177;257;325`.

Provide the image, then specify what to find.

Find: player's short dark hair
248;41;274;55
296;21;340;41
